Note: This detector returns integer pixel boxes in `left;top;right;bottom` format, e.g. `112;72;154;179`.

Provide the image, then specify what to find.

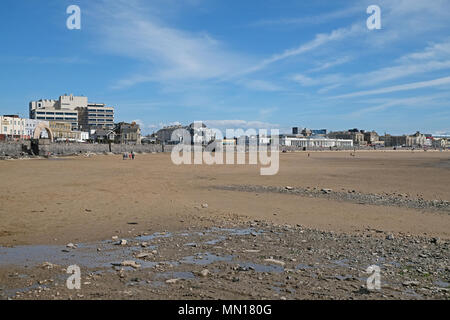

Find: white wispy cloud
203;120;280;130
333;76;450;99
91;0;249;89
292;73;344;87
250;7;360;27
308;56;353;73
237;24;363;76
348;94;447;117
239;80;284;92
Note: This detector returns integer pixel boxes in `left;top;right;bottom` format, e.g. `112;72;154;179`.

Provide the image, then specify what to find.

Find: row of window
88;119;114;122
1;129;26;135
87;114;114;117
36;112;77;116
3;120;26;125
88;109;114;113
36;117;77;121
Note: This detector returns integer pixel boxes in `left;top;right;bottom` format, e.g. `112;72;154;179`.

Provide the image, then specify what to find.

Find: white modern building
29;94;114;131
281;136;353;148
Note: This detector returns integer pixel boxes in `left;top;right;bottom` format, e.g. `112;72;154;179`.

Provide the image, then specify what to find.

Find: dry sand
0;150;449;246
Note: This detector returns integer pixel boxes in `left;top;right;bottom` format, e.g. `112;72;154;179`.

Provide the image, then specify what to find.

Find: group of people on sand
123;151;135;160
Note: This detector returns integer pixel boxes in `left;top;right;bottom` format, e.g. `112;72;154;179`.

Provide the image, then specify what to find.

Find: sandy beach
0;151;449;300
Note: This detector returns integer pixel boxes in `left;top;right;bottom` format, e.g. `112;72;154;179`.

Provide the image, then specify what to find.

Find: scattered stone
41;262;56;269
386;234;395;240
136;252;152;259
199;269;210;277
403;281;420;287
66;243;76;249
285;186;294;190
264;258;286;267
116;239;127;246
201;203;209;208
121;261;141;269
185;243;197;247
166;278;180;284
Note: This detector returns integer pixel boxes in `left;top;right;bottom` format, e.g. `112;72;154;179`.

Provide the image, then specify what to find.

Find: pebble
166;278;180;284
199;269;210;277
121;260;141;269
264;258;286;267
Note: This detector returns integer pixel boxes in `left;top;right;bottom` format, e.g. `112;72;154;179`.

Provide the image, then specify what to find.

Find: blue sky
0;0;449;135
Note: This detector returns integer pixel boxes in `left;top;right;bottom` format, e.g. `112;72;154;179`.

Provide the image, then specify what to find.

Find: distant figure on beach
132;152;135;160
123;152;127;160
129;153;132;159
308;153;310;157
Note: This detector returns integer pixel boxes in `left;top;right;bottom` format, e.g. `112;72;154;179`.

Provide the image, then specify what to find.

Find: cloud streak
333;76;450;99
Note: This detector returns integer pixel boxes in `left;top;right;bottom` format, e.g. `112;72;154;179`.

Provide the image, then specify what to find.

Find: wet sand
1;151;449;300
0;151;449;246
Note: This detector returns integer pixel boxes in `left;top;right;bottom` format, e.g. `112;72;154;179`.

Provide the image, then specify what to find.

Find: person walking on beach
132;151;135;160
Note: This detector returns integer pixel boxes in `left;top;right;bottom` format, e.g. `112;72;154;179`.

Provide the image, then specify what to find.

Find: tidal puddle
236;262;284;273
0;227;260;272
180;253;233;266
154;271;195;280
295;263;315;270
434;280;450;288
135;232;172;242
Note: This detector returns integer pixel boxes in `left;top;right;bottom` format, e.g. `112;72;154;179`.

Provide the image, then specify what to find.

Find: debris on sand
121;260;141;269
136;252;153;259
166;278;181;284
115;239;127;246
264;258;286;267
199;269;210;277
66;243;76;249
41;262;57;270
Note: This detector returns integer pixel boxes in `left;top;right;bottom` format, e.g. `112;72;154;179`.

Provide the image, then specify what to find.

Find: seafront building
382;132;427;147
156;122;215;145
0;115;48;140
114;122;141;145
29;94;115;131
280;135;353;148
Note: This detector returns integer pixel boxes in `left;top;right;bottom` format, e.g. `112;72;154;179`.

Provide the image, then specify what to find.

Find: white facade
25;119;49;139
29;94;114;131
190;122;216;145
79;131;90;142
281;136;353;148
1;116;49;139
0;116;25;137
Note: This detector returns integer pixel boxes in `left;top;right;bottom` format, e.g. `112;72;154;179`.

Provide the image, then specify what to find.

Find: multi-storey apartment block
29;94;114;131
